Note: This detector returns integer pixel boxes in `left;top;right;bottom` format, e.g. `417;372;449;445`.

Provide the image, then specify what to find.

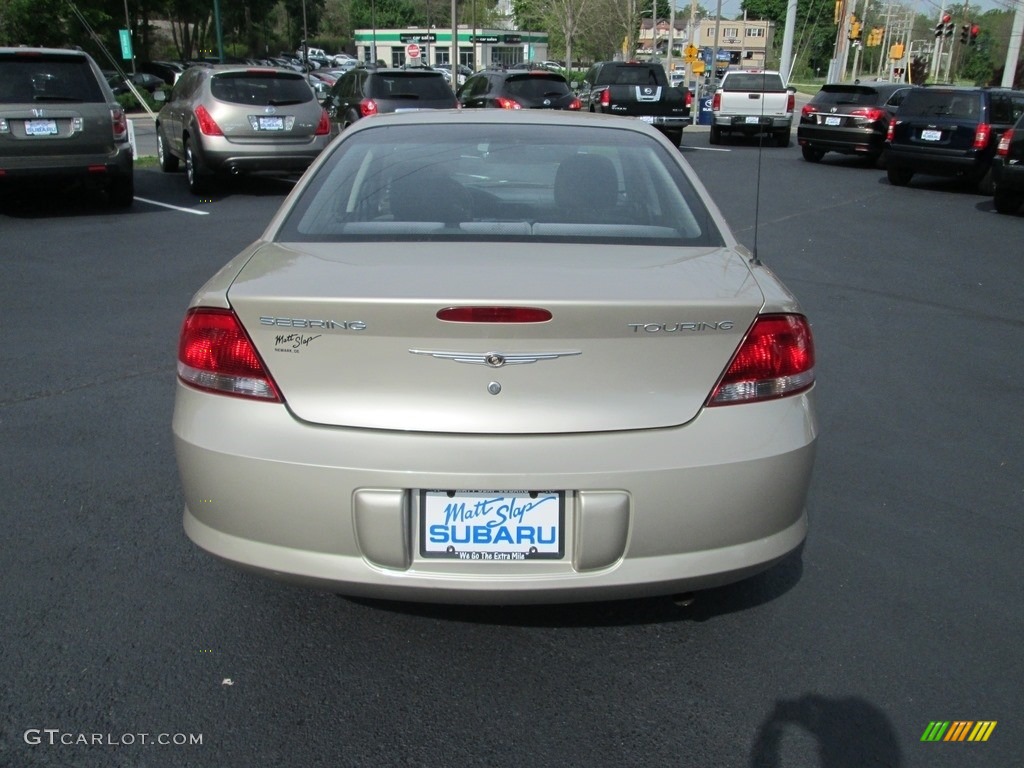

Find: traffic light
944;16;954;37
867;28;883;47
934;20;944;38
960;24;970;44
970;24;980;45
849;16;862;41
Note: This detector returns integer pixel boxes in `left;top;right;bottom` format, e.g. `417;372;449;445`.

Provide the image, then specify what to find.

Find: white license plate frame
419;489;565;560
824;116;842;126
744;115;762;124
25;119;58;136
257;116;285;131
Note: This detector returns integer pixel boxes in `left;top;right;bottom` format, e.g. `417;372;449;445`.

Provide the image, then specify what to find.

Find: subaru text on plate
173;110;817;605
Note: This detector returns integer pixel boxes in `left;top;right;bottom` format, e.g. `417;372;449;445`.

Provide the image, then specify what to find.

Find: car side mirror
153;90;167;102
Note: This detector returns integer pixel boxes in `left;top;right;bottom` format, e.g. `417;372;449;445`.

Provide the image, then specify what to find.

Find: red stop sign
406;44;421;60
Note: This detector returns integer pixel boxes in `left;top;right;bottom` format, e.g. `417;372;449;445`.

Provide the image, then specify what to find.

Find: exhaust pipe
671;592;696;608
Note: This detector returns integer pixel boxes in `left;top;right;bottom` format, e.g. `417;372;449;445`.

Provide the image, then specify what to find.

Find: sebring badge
408;349;581;367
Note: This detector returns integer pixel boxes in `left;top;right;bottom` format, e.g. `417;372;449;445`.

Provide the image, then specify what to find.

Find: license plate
420;489;565;560
745;116;761;124
257;116;285;131
824;116;842;126
25;119;58;136
921;129;942;141
638;115;655;124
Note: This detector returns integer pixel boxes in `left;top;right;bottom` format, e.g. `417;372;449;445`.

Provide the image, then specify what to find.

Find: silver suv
0;47;134;207
155;65;331;194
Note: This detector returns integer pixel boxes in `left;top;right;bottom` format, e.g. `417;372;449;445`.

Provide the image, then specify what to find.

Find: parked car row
798;82;1024;214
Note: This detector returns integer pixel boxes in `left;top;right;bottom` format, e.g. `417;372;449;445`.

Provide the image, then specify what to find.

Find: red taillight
177;308;281;402
973;122;991;149
709;314;815;406
712;92;721;112
315;108;331;135
600;89;611;108
496;96;522;110
568;98;582;111
801;104;815;117
997;129;1014;156
684;89;692;108
359;98;378;117
436;307;552;323
786;92;795;112
849;107;885;122
111;108;128;141
194;105;223;136
886;120;897;141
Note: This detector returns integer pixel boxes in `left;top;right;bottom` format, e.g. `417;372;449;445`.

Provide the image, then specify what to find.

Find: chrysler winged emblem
408;349;581;367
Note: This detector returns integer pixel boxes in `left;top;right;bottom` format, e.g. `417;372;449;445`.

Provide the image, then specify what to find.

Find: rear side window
210;72;313;105
0;53;104;104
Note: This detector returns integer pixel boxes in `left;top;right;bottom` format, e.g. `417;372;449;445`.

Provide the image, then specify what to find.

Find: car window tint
277;123;724;247
370;74;451;99
900;90;974;118
0;53;104;103
210;72;313;105
505;75;570;98
813;87;879;106
723;74;785;92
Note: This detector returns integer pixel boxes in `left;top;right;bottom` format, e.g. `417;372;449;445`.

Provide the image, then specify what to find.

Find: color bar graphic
921;721;996;742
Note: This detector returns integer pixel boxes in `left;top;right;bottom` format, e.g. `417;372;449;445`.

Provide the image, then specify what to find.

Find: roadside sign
406;43;421;60
119;29;133;60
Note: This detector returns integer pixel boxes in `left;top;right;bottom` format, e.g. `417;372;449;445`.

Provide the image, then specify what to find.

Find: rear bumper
885;145;989;176
174;381;817;604
0;143;133;178
193;135;331;175
714;115;792;131
797;125;885;155
992;157;1024;194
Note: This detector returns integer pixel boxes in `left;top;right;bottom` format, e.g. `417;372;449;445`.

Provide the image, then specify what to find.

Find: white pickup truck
709;70;795;147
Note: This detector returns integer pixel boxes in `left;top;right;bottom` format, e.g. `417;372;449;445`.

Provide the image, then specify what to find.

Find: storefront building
353;28;549;70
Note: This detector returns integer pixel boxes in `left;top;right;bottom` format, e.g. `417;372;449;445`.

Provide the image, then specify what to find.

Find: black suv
992;110;1024;215
457;69;581;111
885;86;1024;194
0;46;134;207
798;81;914;165
323;67;457;133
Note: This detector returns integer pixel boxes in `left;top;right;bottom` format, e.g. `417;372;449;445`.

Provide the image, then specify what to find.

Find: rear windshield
0;53;104;104
899;90;980;119
367;74;453;100
276;122;724;247
723;73;786;92
599;66;662;86
813;86;887;106
504;75;570;98
210;71;313;105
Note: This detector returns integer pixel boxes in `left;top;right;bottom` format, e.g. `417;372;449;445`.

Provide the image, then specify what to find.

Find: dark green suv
0;47;134;207
885;86;1024;194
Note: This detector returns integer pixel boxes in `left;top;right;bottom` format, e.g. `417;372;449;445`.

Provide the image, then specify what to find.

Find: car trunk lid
227;242;766;434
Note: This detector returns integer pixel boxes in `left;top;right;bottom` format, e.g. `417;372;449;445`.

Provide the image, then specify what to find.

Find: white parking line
134;196;211;215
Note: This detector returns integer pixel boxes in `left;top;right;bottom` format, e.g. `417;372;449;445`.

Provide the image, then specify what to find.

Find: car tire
775;128;791;147
184;139;208;195
801;145;824;163
663;129;683;147
108;174;134;208
709;125;721;145
887;166;913;187
993;187;1024;215
157;130;179;172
